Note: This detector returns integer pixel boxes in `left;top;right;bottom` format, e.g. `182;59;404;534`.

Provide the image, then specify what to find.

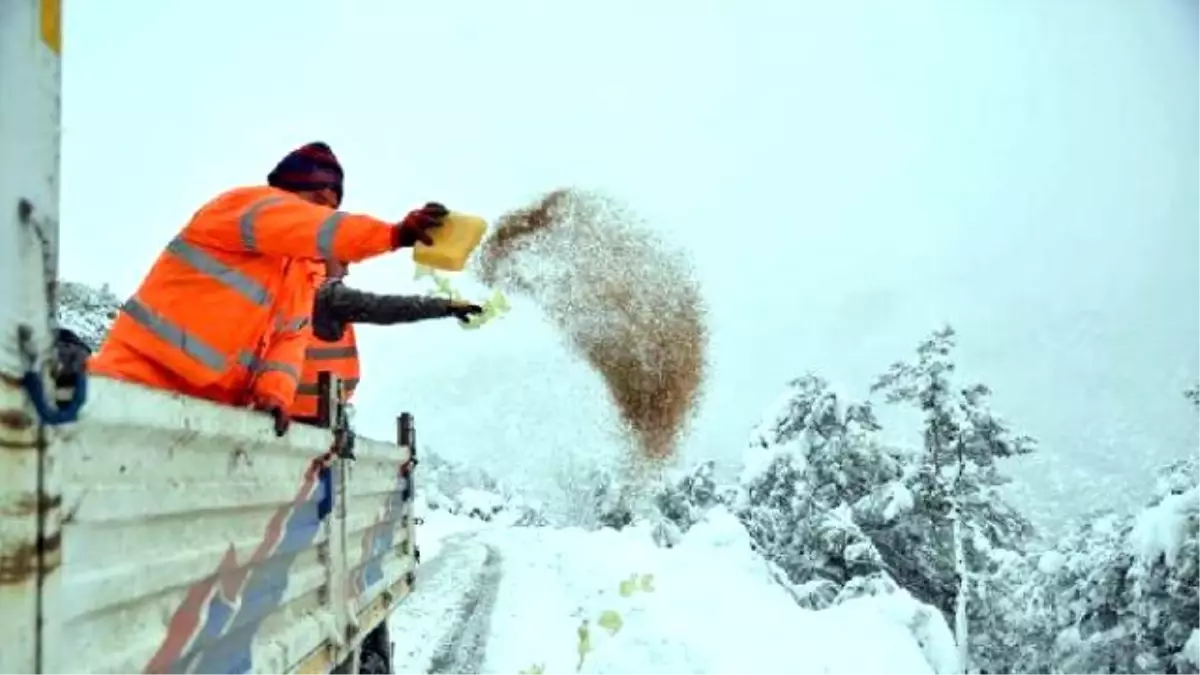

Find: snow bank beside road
465;506;957;674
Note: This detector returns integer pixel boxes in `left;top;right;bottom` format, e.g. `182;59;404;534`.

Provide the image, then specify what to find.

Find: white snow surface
747;384;803;451
456;487;508;519
1129;485;1199;565
397;506;959;674
879;481;916;522
1183;628;1200;670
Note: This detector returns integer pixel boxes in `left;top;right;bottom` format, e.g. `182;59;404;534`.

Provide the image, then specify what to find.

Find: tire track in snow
427;539;502;674
389;533;503;674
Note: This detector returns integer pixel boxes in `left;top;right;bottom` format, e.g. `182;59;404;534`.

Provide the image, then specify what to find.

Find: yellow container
412;211;488;272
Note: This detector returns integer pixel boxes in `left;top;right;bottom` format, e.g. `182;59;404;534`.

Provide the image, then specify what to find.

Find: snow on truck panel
51;377;416;674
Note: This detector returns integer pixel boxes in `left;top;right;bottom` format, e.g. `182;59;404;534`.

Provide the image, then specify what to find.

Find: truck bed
5;375;417;674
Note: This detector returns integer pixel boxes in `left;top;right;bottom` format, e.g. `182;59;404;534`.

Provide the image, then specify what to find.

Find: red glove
252;396;291;437
393;202;449;248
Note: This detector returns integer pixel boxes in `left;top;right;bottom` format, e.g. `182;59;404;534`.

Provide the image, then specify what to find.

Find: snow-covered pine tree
871;325;1036;673
1040;385;1199;675
57;280;121;350
650;459;734;546
734;373;908;608
1033;509;1134;673
583;463;635;531
1125;456;1199;674
1007;453;1199;675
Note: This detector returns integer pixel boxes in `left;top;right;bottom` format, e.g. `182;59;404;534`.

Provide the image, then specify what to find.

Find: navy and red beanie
267;141;344;205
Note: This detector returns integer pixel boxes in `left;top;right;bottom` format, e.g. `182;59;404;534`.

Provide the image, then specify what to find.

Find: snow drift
393;505;959;675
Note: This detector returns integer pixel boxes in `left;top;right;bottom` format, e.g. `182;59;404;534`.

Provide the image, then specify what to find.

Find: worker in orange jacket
90;142;451;435
288;258;482;426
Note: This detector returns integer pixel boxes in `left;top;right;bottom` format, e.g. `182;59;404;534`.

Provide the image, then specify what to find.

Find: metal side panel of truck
1;2;419;671
51;377;418;674
5;327;420;673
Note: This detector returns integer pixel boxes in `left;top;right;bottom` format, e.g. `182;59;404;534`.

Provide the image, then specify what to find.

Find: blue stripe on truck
143;451;332;674
144;448;411;675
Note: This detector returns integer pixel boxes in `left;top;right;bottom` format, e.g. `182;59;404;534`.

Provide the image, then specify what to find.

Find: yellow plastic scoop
412;212;488;272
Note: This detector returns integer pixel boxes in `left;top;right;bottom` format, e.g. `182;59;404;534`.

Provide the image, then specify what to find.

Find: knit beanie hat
267;142;344;205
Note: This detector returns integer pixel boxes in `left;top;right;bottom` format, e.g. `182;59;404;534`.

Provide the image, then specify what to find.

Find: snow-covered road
390;535;503;674
388;508;960;675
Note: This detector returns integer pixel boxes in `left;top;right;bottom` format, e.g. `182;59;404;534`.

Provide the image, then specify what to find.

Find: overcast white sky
63;0;1198;528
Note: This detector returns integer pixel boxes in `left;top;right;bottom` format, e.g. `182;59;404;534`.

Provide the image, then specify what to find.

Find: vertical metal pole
396;412;418;585
397;412;414;452
1;2;65;671
317;368;354;666
316;371;333;429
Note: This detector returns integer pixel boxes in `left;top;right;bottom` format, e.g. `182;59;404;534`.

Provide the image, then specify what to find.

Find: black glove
448;300;484;324
393;202;449;248
252;399;291;437
53;328;92;388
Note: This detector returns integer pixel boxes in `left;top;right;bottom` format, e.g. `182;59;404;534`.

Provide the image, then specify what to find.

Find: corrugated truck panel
48;376;415;674
342;436;416;630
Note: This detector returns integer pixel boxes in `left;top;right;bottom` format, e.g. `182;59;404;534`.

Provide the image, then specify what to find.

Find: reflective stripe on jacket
88;185;393;404
290;323;360;419
248;259;320;408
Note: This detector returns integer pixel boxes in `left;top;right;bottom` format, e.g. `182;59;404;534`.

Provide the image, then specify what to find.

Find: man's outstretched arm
312;280;481;341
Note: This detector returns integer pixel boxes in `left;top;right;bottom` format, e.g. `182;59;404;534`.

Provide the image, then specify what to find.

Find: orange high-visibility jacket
290;323;360;420
89;185;394;406
251;259;322;409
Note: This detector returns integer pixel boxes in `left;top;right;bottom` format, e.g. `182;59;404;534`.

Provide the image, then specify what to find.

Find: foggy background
61;0;1198;531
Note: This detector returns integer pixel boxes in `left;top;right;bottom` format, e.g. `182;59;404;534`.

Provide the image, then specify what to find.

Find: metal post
316;371;333;429
397;412;414;453
2;4;66;669
396;412;418;584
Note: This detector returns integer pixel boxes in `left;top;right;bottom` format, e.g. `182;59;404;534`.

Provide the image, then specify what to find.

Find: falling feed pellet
477;188;709;467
